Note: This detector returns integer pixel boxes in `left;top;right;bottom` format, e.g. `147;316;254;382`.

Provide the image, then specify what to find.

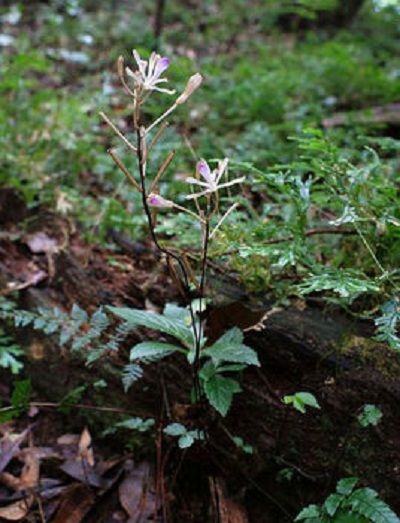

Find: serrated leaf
336;478;359;495
71;303;88;322
324;493;344;517
298;271;380;300
374;298;400;351
203;327;260;367
295;504;322;521
348;488;400;523
130;341;183;363
122;364;143;392
0;345;23;374
90;308;109;329
108;307;194;348
203;374;241;417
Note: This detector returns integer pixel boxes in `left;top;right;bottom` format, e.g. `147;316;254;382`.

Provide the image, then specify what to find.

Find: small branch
264;226;357;245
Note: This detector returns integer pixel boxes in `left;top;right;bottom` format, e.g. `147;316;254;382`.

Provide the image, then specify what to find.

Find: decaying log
322;103;400;128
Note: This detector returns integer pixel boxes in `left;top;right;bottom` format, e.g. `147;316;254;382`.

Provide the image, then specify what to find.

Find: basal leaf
203;374;241;417
203;327;260;367
130;342;182;363
108;307;193;348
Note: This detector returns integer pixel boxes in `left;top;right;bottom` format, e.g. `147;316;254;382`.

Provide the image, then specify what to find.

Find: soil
1;188;400;522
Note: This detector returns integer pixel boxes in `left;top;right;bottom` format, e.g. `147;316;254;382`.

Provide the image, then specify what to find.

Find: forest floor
1;1;400;521
1;188;400;522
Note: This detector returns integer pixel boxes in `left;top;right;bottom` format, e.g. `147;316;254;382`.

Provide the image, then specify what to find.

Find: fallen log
322;103;400;128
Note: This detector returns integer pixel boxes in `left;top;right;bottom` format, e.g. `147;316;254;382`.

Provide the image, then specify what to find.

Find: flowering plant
100;49;254;424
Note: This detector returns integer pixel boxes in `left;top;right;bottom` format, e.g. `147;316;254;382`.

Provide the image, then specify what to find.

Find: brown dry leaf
78;427;95;467
51;483;95;523
0;449;40;522
209;477;249;523
0;494;34;521
0;428;30;474
60;460;102;488
119;461;157;523
0;448;40;492
19;448;40;489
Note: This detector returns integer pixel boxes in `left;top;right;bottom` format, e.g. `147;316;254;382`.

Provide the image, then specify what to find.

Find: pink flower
186;158;245;199
126;50;175;94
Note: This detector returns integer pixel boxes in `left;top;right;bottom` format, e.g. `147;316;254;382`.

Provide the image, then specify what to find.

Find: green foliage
283;392;321;414
114;417;155;433
297;270;381;301
164;422;205;449
0;379;31;423
0;297;24;374
13;304;116;364
296;477;400;523
0;329;23;375
357;405;383;428
374;298;400;351
109;304;259;417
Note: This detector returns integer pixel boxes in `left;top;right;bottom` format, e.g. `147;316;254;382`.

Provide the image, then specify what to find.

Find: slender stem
136;126;202;401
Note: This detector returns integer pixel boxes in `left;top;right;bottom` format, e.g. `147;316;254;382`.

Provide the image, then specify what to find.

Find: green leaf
357;405;383;428
295;504;322;521
108;307;194;348
178;433;195;448
164;423;186;436
336;478;359;496
298;271;380;300
122;364;143;392
324;493;345;517
374;298;400;351
0;343;23;374
130;341;183;363
116;417;155;432
283;392;321;414
11;379;31;412
203;374;241;417
203;327;260;367
232;436;253;454
347;487;400;523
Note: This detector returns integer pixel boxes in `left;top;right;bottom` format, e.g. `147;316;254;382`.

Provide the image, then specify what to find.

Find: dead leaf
0;448;40;522
0;448;40;492
0;494;34;521
25;232;58;254
60;460;102;488
0;428;29;474
51;483;95;523
78;427;95;467
119;461;157;523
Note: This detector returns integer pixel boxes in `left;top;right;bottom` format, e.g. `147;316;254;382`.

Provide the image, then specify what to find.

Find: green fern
374;297;400;351
296;478;400;523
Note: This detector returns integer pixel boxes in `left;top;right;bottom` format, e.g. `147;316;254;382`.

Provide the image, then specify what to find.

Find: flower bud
147;193;174;208
176;73;203;105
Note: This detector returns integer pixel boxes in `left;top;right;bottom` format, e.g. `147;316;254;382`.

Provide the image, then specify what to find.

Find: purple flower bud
197;159;214;184
147;193;174;208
